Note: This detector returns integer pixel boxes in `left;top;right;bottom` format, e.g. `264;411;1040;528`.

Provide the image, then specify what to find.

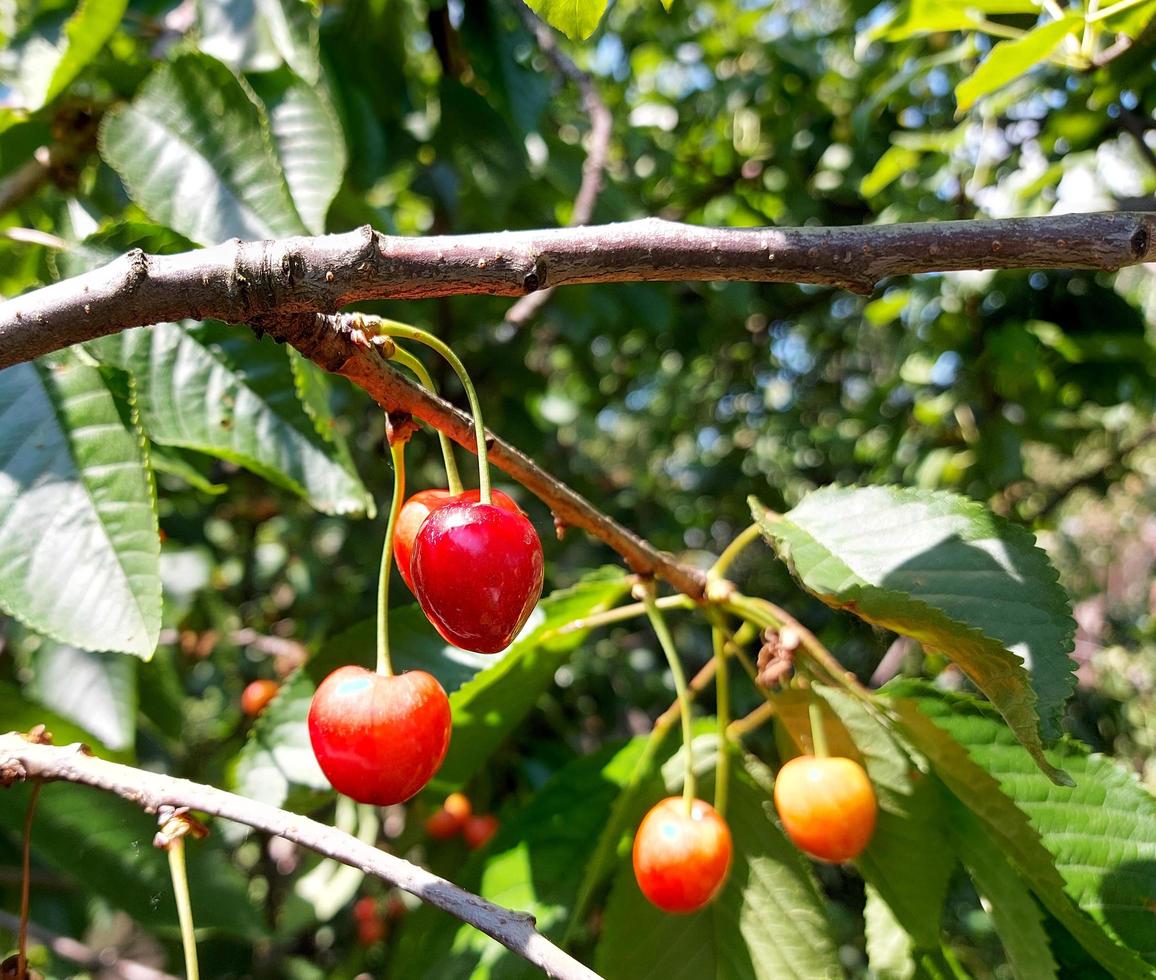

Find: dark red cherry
395;488;523;595
307;665;451;806
411;500;544;653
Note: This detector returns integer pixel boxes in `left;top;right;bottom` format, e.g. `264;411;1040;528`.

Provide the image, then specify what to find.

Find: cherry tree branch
2;212;1154;370
0;733;602;980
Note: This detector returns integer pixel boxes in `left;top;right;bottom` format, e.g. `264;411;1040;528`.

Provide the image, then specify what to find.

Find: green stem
373;320;491;505
808;701;829;759
711;625;730;817
642;586;696;808
544;592;694;640
377;438;406;677
167;837;200;980
18;782;41;980
388;344;464;496
1087;0;1148;22
707;522;765;585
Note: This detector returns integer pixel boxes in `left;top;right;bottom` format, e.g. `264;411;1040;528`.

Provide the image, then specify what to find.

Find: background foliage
1;0;1154;977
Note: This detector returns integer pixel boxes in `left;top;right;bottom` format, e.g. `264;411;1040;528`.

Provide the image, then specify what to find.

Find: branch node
154;806;210;849
1131;223;1150;259
123;249;150;291
522;258;547;293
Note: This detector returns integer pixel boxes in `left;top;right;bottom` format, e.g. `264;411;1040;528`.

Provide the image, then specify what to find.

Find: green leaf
28;640;137;752
896;684;1156;969
99;53;307;244
884;0;1041;40
524;0;609;40
431;567;632;792
864;884;917;980
0;678;125;761
956;16;1082;114
0;352;161;658
596;757;841;979
391;737;653;977
0;782;265;939
6;0;128;110
890;685;1154;979
249;67;345;235
752;487;1075;781
199;0;321;83
1100;0;1156;36
88;322;373;517
860;145;921;198
948;798;1059;980
56;222;196;280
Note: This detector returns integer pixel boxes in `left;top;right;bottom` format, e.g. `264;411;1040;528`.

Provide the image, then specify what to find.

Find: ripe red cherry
241;678;279;718
411;500;544;653
773;755;877;862
394;489;522;594
632;797;733;914
307;665;451;806
462;813;499;850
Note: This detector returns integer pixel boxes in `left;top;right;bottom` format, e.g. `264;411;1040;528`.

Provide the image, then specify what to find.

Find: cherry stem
707;522;764;585
711;624;731;818
388;343;464;496
808;700;830;759
17;782;41;979
641;585;696;810
167;836;200;980
377;437;406;677
373;319;491;505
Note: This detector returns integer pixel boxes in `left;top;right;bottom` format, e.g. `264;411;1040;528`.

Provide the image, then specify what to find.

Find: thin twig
504;0;613;328
0;734;602;980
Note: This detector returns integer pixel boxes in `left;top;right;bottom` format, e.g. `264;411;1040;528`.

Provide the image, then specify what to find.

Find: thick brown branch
0;734;601;980
2;212;1154;370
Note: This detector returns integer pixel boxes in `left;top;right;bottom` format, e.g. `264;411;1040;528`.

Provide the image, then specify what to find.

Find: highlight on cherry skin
394;488;523;595
307;664;452;806
632;796;733;914
411;499;545;654
773;754;878;863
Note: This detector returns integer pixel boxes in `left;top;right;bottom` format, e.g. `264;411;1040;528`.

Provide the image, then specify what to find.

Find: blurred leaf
28;640;137;752
0;352;161;658
100;53;306;244
860;145;920;198
864;884;917;980
752;488;1075;780
596;757;841;979
524;0;609;40
198;0;319;83
884;0;1040;39
88;322;373;516
57;223;196;280
890;684;1155;978
0;678;125;760
956;17;1082;114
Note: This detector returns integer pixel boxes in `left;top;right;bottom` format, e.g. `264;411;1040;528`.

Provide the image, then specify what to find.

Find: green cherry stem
17;782;41;980
707;522;764;585
808;700;830;759
387;343;464;496
167;836;200;980
641;584;696;810
377;436;407;677
711;624;731;818
373;319;492;505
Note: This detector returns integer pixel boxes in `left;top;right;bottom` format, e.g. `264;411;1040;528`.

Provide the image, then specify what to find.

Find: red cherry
307;665;451;806
424;808;462;840
395;489;523;594
241;678;280;718
773;755;877;862
411;500;544;653
462;813;499;850
632;797;733;914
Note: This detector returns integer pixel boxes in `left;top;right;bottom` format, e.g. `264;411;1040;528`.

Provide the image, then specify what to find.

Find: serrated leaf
0;352;161;658
250;67;345;235
525;0;609;40
956;16;1081;113
392;737;653;978
890;684;1154;979
431;567;632;792
948;798;1059;980
0;782;265;939
28;640;137;752
88;322;372;517
897;685;1156;969
596;758;842;979
99;53;306;244
752;487;1075;781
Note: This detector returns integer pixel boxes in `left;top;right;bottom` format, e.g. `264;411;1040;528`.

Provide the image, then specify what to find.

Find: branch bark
2;212;1154;370
0;733;602;980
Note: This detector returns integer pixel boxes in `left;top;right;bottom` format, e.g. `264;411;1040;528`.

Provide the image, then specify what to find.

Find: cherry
462;813;499;850
308;665;451;806
424;807;461;840
773;755;877;862
632;797;733;914
411;500;544;653
241;679;279;718
353;896;386;946
394;489;522;595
